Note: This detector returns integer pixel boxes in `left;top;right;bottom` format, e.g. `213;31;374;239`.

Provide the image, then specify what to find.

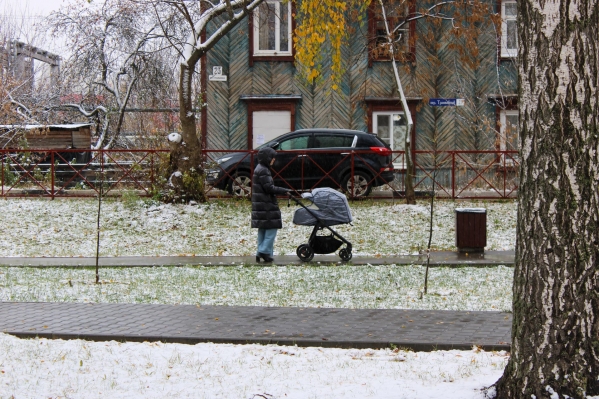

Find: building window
369;1;415;65
253;1;292;56
501;0;518;58
499;109;519;164
373;111;408;169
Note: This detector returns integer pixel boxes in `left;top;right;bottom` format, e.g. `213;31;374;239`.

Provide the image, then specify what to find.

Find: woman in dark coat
252;146;291;262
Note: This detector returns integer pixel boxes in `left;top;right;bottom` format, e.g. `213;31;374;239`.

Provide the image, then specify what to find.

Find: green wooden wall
205;0;518;152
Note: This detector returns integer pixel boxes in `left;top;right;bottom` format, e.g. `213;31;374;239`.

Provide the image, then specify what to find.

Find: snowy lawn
0;264;513;311
0;197;516;257
0;197;517;398
0;334;508;399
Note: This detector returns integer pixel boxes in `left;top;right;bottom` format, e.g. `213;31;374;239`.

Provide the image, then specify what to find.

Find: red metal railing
1;148;519;199
1;148;168;199
406;150;519;200
203;149;519;200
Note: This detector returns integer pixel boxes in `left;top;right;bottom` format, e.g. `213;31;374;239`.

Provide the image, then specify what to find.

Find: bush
1;165;19;186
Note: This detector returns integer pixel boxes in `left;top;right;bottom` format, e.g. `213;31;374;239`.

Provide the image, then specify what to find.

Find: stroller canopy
293;188;353;227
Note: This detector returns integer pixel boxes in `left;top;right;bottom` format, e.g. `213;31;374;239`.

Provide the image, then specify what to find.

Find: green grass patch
0;265;513;311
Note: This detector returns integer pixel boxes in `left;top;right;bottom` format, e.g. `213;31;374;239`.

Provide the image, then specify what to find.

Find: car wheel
228;171;251;197
342;171;372;198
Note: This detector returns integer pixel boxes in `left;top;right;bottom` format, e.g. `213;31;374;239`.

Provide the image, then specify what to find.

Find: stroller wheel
297;244;314;262
339;248;352;261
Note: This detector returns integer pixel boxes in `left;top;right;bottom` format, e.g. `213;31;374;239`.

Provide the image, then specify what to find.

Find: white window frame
253;0;293;56
501;0;518;58
499;109;519;165
373;111;408;170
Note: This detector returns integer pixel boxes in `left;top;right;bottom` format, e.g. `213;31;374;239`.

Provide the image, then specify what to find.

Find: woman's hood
257;147;277;166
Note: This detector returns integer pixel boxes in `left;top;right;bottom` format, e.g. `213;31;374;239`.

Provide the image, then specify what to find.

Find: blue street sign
429;98;465;107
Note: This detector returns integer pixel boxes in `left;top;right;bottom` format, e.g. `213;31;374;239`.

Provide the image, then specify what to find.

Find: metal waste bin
455;208;486;253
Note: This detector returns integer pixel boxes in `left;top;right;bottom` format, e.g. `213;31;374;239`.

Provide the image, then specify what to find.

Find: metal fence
395;150;520;200
0;149;166;199
0;148;519;199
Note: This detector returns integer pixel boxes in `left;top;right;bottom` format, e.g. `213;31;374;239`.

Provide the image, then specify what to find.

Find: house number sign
209;66;227;81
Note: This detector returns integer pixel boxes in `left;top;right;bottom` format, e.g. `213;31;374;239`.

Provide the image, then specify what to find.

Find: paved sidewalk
0;252;514;351
0;250;514;267
0;302;512;351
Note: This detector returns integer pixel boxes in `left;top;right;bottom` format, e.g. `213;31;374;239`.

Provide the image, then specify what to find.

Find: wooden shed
0;123;92;149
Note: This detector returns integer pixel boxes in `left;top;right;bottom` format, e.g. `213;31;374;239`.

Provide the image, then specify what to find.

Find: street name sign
428;98;465;106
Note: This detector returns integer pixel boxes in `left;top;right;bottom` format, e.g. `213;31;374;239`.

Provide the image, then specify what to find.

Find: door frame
240;95;301;149
365;96;420;172
251;109;292;149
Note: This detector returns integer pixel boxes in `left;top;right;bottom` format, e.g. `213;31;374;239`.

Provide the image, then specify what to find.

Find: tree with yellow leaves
294;0;501;205
294;0;369;91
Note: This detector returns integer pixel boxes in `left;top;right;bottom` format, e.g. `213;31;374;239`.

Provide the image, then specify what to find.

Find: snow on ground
0;198;516;257
0;198;517;398
0;334;507;399
0;265;514;311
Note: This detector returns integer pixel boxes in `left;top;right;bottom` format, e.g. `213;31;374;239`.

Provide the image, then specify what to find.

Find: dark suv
206;129;394;197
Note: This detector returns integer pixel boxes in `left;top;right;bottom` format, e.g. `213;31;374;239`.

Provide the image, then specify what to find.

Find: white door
252;110;291;148
373;111;408;169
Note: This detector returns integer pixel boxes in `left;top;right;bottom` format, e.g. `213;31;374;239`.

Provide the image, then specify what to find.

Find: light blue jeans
257;228;278;256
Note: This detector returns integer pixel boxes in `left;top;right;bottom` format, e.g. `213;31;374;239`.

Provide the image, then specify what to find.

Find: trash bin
455;208;487;253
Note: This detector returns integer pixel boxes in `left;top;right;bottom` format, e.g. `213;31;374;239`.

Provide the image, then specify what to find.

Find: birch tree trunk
376;0;416;204
165;60;206;202
157;0;265;203
178;63;203;170
494;1;599;398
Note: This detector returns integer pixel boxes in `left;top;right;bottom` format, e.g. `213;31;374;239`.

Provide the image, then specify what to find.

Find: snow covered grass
0;264;513;311
0;198;516;257
0;197;517;398
0;333;509;399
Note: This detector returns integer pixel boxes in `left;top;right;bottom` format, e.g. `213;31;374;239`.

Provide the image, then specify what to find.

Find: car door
271;132;312;190
309;133;356;189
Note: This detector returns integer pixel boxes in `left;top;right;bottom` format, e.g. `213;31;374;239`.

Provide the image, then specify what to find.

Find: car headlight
207;170;221;179
217;156;232;165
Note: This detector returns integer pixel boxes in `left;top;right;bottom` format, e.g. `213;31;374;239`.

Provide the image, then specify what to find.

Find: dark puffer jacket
251;147;290;229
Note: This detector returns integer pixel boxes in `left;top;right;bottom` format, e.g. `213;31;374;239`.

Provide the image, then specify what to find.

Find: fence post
350;151;355;200
101;149;104;195
503;150;507;198
250;150;254;197
300;151;304;191
1;152;4;197
402;152;406;196
451;152;456;199
150;151;155;188
50;151;55;200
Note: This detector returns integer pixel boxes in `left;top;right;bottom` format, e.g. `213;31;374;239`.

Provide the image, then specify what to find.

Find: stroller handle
287;192;302;207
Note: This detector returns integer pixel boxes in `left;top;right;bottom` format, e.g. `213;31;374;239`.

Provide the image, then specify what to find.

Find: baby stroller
289;187;353;262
